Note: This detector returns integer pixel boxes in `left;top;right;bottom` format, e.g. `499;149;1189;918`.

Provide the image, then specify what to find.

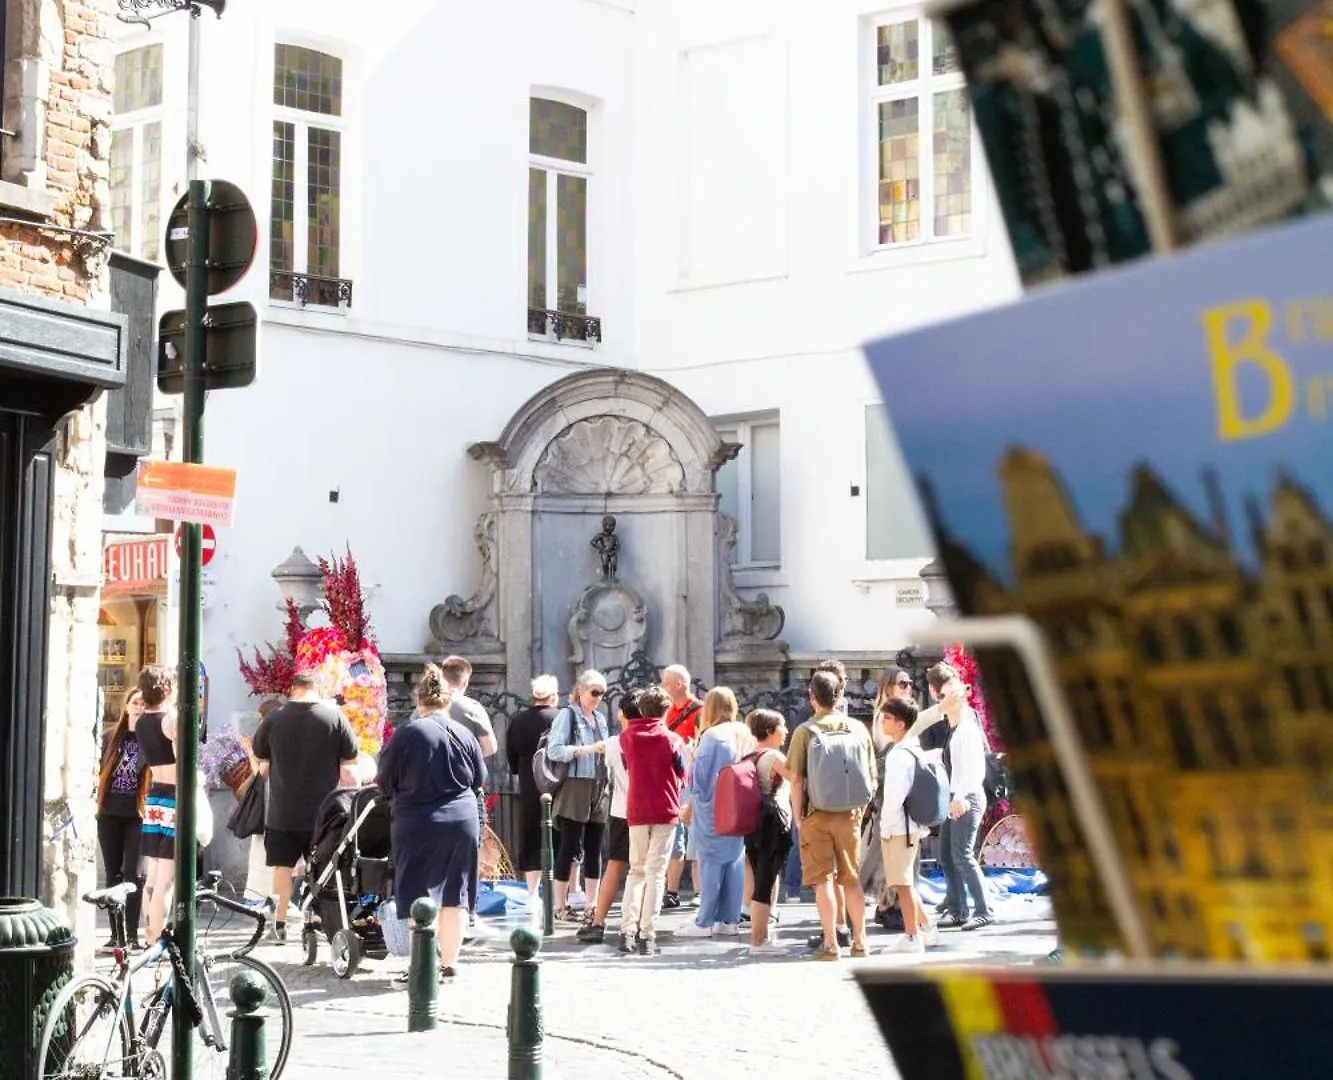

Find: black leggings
97;814;144;939
554;816;605;882
745;808;793;903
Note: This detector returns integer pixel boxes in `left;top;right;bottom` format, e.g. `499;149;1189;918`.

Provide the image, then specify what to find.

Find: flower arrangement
200;732;251;794
236;549;389;756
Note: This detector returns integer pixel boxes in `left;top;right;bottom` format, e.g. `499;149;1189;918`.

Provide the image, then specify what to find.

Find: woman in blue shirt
545;668;610;923
378;664;487;979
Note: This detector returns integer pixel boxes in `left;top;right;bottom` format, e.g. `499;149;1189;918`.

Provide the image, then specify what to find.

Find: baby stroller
298;783;394;979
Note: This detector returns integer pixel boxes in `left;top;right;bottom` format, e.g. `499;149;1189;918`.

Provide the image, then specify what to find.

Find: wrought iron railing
526;307;602;343
269;270;353;309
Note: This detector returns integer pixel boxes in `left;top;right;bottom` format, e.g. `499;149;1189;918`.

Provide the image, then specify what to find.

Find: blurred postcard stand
855;208;1333;1075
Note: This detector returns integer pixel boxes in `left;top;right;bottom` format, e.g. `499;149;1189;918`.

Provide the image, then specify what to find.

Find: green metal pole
226;970;269;1080
407;898;438;1032
539;795;554;937
506;926;543;1080
171;176;209;1080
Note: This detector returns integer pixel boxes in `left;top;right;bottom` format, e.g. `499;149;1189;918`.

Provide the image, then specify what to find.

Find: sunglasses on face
895;680;913;689
588;689;606;698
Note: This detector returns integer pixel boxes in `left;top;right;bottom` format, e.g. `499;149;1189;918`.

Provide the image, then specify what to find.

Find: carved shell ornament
534;417;685;495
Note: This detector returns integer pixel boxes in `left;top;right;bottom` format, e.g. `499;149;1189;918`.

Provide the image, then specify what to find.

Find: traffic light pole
170;177;208;1080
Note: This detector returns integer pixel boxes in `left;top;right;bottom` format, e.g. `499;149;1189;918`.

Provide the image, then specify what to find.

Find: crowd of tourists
95;651;996;974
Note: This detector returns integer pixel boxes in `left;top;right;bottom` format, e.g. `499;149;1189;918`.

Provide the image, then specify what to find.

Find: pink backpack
714;752;764;837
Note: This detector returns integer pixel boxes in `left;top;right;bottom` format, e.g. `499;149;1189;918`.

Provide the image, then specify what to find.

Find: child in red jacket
618;684;687;954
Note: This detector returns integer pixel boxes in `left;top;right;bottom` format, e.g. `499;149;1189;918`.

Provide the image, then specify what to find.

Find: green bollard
506;926;544;1080
407;897;439;1032
227;971;269;1080
540;794;555;938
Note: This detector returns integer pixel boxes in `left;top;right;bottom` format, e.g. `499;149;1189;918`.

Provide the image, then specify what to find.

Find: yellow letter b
1202;300;1294;443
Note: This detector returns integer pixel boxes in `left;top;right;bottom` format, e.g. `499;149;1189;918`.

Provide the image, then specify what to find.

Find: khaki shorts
799;809;862;888
880;835;920;888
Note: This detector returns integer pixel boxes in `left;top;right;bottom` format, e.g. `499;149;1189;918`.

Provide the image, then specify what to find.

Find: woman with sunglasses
545;669;611;923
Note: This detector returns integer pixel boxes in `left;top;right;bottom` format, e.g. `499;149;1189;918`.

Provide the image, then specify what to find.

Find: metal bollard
539;794;555;937
407;897;439;1033
227;971;269;1080
506;926;544;1080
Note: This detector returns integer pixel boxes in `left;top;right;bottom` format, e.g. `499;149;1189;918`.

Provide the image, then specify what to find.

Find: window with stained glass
528;97;593;337
870;16;973;248
109;47;164;260
271;44;347;305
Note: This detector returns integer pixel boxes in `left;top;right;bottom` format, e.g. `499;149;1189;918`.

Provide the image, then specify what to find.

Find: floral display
200;732;251;794
236;549;389;756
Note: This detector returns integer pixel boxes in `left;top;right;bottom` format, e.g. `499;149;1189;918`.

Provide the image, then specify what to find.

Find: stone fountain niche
422;369;787;696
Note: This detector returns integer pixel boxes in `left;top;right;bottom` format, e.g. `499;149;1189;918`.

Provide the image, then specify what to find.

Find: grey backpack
805;722;875;813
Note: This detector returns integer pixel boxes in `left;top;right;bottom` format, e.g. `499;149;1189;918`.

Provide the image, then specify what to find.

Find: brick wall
2;0;116;965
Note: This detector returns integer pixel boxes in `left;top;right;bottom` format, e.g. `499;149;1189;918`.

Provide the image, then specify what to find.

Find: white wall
630;0;1022;651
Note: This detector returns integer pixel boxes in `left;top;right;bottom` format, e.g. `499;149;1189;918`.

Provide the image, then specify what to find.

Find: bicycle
36;870;293;1080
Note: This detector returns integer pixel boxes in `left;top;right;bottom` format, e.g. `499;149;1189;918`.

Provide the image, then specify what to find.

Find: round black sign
164;179;258;296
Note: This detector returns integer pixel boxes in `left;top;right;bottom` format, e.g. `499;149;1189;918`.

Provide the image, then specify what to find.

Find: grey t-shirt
252;700;357;832
450;694;495;752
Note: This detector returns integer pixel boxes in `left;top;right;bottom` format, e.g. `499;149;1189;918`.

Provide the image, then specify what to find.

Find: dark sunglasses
894;679;913;689
588;688;606;698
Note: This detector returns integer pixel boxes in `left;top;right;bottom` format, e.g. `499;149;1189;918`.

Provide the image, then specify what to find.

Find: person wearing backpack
878;697;945;955
742;708;793;954
677;687;757;938
787;670;877;961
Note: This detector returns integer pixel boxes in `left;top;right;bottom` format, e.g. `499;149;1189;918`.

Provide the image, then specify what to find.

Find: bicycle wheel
36;974;136;1080
191;953;293;1080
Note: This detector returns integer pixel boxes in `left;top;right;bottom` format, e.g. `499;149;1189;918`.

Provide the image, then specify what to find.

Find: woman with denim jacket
545;668;610;923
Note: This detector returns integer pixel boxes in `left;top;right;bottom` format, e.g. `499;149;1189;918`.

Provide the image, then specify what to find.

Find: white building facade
108;0;1019;729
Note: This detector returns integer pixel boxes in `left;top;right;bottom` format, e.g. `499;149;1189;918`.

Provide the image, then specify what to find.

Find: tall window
870;16;972;247
714;417;780;568
110;46;164;260
270;45;348;307
527;97;598;342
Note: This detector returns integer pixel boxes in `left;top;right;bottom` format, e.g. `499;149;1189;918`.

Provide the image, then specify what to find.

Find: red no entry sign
175;523;217;566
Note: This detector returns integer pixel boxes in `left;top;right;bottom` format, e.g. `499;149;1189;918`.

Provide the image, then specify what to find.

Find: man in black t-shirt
252;672;358;941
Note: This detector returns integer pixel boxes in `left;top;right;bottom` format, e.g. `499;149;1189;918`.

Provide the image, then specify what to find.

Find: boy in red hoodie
618;684;687;955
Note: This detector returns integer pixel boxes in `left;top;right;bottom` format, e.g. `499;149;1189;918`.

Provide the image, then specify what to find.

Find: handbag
226;775;266;840
532;707;574;796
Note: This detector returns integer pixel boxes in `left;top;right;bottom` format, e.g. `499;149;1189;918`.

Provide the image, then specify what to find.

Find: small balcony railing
270;270;353;309
527;307;602;344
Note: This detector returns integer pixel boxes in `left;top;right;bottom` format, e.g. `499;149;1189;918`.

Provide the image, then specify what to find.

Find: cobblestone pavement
172;893;1057;1080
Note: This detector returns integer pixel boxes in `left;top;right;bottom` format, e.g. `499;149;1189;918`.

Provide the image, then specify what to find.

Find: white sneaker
920;923;939;948
716;922;742;936
675;922;715;938
883;934;926;956
748;937;786;956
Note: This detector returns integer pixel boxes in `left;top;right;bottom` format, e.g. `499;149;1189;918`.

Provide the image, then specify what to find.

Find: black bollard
227;970;269;1080
506;926;544;1080
540;794;555;938
407;897;439;1033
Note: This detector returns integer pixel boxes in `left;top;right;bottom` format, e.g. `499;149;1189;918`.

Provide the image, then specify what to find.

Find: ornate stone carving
717;514;786;642
568;582;648;675
534;417;685;495
427;513;500;649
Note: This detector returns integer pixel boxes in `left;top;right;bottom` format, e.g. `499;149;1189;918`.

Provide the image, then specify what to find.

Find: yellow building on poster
951;449;1333;961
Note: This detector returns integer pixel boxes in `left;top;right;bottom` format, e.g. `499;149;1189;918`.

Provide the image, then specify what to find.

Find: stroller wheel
302;927;319;967
331;929;361;980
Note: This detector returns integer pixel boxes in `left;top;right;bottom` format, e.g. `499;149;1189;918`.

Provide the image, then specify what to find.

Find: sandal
439;965;457;981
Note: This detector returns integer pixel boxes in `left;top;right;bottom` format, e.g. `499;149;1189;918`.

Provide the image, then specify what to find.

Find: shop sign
103;537;170;595
135;460;238;527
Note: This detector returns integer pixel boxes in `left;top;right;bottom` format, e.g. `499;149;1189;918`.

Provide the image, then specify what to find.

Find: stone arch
469;369;735;496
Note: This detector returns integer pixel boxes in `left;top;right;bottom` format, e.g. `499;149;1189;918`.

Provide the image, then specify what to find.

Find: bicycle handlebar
196;887;272;956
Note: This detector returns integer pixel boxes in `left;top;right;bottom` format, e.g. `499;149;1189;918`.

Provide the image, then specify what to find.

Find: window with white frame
865;403;932;560
527;97;599;343
715;417;781;567
870;15;972;248
270;44;349;308
110;45;164;261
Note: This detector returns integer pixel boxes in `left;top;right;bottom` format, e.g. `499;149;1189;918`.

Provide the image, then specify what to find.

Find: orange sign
103;537;170;595
135;460;238;527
